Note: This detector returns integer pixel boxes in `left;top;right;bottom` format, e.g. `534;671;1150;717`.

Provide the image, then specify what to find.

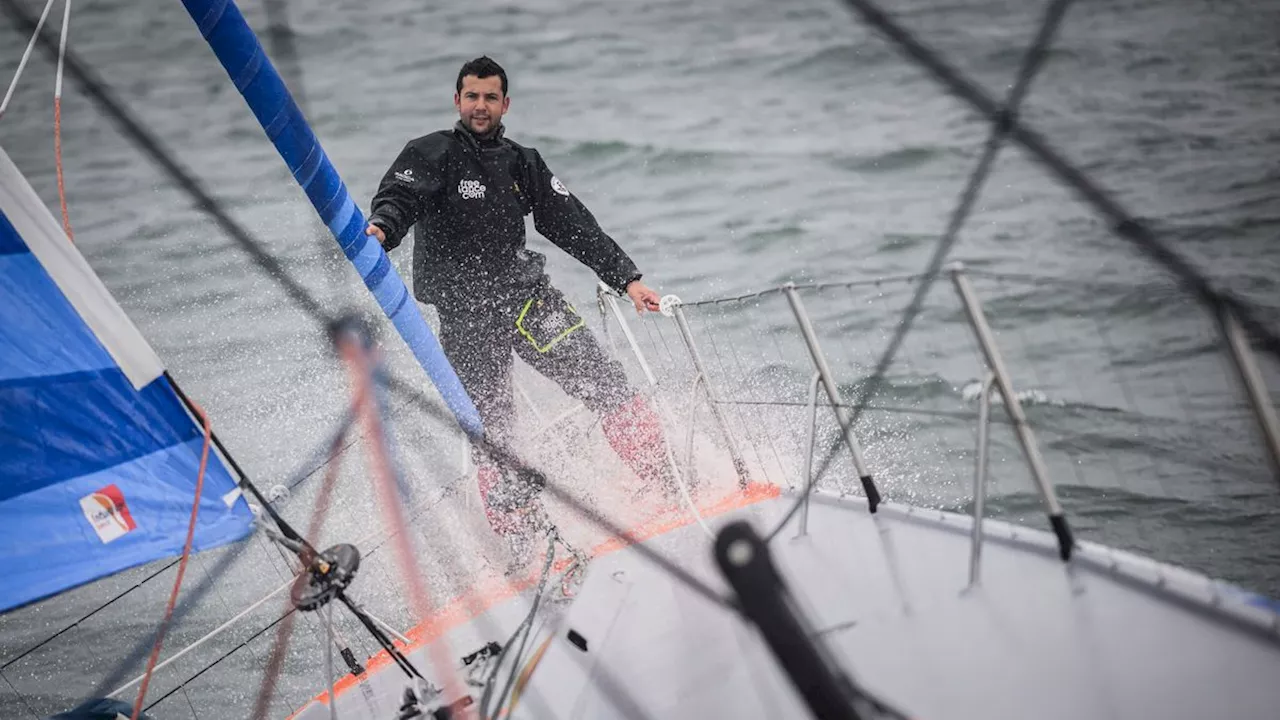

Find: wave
959;380;1063;408
875;232;934;254
824;146;955;174
956;484;1280;531
982;45;1083;71
766;43;895;78
540;134;962;180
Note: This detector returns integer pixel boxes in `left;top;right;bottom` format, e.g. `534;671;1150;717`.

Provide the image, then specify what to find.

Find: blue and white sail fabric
0;147;254;613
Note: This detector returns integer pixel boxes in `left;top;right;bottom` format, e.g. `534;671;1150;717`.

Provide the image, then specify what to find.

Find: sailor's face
455;75;508;136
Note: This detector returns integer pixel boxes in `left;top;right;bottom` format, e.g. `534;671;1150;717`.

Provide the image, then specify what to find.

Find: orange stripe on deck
293;481;779;715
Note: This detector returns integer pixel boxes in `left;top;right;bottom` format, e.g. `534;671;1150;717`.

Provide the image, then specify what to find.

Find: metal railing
969;372;997;588
595;265;1280;585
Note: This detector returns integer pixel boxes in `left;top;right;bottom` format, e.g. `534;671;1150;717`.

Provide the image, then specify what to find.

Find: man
365;56;674;555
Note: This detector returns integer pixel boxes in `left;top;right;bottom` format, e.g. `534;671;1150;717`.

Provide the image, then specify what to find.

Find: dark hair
456;56;508;96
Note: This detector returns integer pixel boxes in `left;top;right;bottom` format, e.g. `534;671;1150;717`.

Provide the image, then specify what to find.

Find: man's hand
366;224;387;248
625;280;661;314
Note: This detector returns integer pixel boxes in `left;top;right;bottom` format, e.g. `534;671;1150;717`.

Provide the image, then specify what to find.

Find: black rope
192;551;272;695
479;535;557;719
801;0;1076;501
678;275;948;309
339;593;423;681
720;398;986;424
180;686;200;719
965;268;1156;292
2;560;177;669
142;479;463;713
0;668;40;720
830;0;1280;358
143;609;295;713
165;374;312;553
89;540;250;698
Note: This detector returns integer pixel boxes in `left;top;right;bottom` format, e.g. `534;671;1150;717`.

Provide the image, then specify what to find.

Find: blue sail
178;0;484;439
0;148;254;613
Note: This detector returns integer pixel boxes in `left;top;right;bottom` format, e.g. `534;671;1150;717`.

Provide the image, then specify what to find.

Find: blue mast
178;0;483;439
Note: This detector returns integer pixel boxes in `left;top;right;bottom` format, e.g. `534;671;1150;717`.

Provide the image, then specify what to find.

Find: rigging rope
130;400;214;720
337;325;466;703
108;573;294;699
479;534;557;720
0;0;75;241
0;0;55;120
1;668;39;720
323;603;337;720
142;609;295;713
837;0;1280;354
53;0;72;241
120;466;468;708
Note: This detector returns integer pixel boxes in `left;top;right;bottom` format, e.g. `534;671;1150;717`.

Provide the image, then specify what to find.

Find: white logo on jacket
394;168;414;183
550;176;570;197
458;179;487;200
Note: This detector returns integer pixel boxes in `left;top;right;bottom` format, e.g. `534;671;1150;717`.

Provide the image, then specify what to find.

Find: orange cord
54;95;73;242
131;400;212;720
249;423;347;720
339;336;465;705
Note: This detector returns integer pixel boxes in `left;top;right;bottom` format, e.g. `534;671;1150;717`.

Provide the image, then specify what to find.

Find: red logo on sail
79;484;138;543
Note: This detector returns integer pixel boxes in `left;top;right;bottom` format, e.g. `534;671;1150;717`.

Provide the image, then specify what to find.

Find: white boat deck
293;488;1280;720
519;491;1280;720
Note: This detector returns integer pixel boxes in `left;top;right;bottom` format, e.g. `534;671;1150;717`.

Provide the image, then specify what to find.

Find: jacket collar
454;120;506;150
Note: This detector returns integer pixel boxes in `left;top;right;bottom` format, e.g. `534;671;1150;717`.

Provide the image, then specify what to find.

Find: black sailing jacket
368;122;641;313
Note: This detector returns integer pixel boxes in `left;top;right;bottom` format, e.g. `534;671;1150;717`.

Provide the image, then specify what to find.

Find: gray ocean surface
2;0;1280;716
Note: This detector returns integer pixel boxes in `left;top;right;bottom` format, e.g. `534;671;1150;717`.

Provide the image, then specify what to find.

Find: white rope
363;607;411;646
324;603;338;720
53;0;75;242
107;573;295;698
514;381;545;425
54;0;70;100
670;382;713;538
0;0;58;119
527;402;584;442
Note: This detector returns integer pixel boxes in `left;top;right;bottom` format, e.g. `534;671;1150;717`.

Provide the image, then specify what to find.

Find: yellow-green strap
516;298;586;354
